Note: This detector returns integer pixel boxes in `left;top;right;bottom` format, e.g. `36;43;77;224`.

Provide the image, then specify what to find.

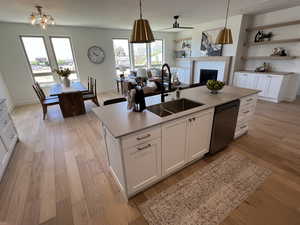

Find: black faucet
161;63;172;102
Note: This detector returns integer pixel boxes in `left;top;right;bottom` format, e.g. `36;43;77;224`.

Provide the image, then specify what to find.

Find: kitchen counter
93;86;259;138
238;70;297;76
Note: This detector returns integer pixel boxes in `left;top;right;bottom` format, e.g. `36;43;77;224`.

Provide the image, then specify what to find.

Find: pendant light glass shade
130;0;154;43
216;0;233;45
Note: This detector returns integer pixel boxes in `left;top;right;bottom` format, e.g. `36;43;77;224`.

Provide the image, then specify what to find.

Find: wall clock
87;46;105;64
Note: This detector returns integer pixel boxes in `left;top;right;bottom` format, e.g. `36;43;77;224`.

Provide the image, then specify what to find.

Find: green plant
206;80;225;91
54;68;71;78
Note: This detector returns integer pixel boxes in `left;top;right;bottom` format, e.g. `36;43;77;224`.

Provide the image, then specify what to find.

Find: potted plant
206;80;225;94
55;68;71;87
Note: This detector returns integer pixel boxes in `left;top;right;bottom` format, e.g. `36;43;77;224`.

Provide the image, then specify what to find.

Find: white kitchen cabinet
234;72;299;103
162;118;187;176
123;138;161;195
186;111;214;162
0;140;7;179
0;99;18;181
162;108;214;176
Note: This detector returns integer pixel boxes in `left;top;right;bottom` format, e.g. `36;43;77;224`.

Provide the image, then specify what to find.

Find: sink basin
147;98;204;117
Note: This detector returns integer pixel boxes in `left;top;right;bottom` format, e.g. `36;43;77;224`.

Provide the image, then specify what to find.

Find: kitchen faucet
161;63;172;102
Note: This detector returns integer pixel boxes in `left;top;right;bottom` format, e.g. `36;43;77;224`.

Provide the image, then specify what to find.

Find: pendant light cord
224;0;230;28
139;0;143;19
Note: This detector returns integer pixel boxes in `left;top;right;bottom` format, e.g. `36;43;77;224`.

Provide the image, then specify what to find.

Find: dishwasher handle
215;100;240;113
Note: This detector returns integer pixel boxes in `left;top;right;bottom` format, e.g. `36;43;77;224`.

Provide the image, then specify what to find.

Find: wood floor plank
0;93;298;225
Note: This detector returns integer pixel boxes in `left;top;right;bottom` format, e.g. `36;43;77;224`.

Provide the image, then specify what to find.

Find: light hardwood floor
0;93;299;225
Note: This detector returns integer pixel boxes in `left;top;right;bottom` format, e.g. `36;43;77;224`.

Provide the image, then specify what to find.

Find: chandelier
29;6;55;29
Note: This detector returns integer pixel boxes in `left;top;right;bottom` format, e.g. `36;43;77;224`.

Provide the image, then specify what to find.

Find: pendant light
216;0;233;44
129;0;154;43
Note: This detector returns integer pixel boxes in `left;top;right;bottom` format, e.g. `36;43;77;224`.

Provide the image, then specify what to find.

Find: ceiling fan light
129;19;154;43
216;27;233;45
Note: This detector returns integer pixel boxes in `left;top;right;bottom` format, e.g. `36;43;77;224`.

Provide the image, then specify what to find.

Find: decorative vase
211;90;219;94
62;77;70;87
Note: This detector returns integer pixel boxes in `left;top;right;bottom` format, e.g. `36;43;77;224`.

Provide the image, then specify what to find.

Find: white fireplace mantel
176;56;232;84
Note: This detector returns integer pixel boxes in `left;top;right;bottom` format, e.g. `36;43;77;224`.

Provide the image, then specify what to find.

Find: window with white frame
50;37;78;80
150;40;163;66
20;35;78;84
112;39;131;75
20;36;54;83
112;39;164;75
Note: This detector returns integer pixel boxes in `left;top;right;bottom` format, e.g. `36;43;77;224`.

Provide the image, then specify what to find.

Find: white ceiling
1;0;300;31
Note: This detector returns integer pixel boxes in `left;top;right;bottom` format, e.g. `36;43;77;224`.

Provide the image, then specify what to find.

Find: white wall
0;72;13;111
0;22;176;106
243;6;300;94
175;15;247;84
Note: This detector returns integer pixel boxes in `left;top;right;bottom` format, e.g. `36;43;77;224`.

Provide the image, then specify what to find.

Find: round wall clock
87;46;105;64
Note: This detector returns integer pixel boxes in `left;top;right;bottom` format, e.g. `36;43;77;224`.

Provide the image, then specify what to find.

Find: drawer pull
136;134;151;140
243;110;250;114
137;144;151;151
246;98;253;102
240;125;247;129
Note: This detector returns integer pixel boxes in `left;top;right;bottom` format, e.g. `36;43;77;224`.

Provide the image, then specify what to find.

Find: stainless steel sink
147;98;205;117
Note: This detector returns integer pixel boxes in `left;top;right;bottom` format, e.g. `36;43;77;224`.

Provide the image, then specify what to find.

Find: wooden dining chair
34;82;57;99
103;97;127;106
83;77;100;106
58;91;86;118
32;84;59;120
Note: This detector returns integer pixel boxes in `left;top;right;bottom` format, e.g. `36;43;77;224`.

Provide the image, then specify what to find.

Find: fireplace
199;69;218;85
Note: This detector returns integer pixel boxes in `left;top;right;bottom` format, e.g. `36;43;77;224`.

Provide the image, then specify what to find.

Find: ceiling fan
162;16;194;31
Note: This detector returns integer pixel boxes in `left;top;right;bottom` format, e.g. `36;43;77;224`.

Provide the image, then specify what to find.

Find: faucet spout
161;63;172;103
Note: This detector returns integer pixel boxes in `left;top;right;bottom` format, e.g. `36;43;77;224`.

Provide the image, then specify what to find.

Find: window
20;36;53;83
112;39;131;75
20;36;79;84
50;37;78;80
133;43;147;67
112;39;164;75
150;40;163;66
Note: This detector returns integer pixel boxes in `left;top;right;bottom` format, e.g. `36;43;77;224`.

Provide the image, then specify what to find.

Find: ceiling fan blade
178;26;194;29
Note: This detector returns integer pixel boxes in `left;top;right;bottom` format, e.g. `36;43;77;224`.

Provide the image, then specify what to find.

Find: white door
256;75;271;97
267;75;283;99
162;118;187;176
186;110;214;162
123;138;161;194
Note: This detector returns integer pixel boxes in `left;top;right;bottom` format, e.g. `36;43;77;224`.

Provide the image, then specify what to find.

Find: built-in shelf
175;48;191;51
174;37;192;43
241;56;298;60
246;20;300;32
245;38;300;46
239;70;295;76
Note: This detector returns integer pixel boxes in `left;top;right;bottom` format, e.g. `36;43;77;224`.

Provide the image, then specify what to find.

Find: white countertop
93;86;259;138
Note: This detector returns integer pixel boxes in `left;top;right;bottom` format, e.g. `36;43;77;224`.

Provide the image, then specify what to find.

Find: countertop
237;70;297;76
93;86;259;138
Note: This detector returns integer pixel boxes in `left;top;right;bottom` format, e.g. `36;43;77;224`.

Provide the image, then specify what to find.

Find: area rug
137;151;272;225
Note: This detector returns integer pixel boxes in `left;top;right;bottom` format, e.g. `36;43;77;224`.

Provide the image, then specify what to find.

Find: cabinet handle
136;134;151;140
243;110;250;114
240;125;247;129
137;144;152;151
246;98;253;102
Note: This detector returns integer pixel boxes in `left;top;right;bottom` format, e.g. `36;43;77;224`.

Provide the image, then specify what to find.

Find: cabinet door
247;74;258;89
123;138;161;195
267;75;283;99
0;140;8;180
186;110;214;162
162;118;187;176
256;75;271;97
236;73;248;88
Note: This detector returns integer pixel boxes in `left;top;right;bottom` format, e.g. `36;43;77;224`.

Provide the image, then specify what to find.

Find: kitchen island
93;86;259;199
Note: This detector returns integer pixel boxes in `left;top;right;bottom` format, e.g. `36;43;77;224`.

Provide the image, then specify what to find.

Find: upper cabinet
233;72;299;103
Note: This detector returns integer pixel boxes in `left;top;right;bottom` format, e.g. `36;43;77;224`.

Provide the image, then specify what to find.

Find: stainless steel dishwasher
209;100;240;154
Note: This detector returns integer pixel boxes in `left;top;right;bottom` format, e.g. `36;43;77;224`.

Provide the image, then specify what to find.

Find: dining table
49;82;89;118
